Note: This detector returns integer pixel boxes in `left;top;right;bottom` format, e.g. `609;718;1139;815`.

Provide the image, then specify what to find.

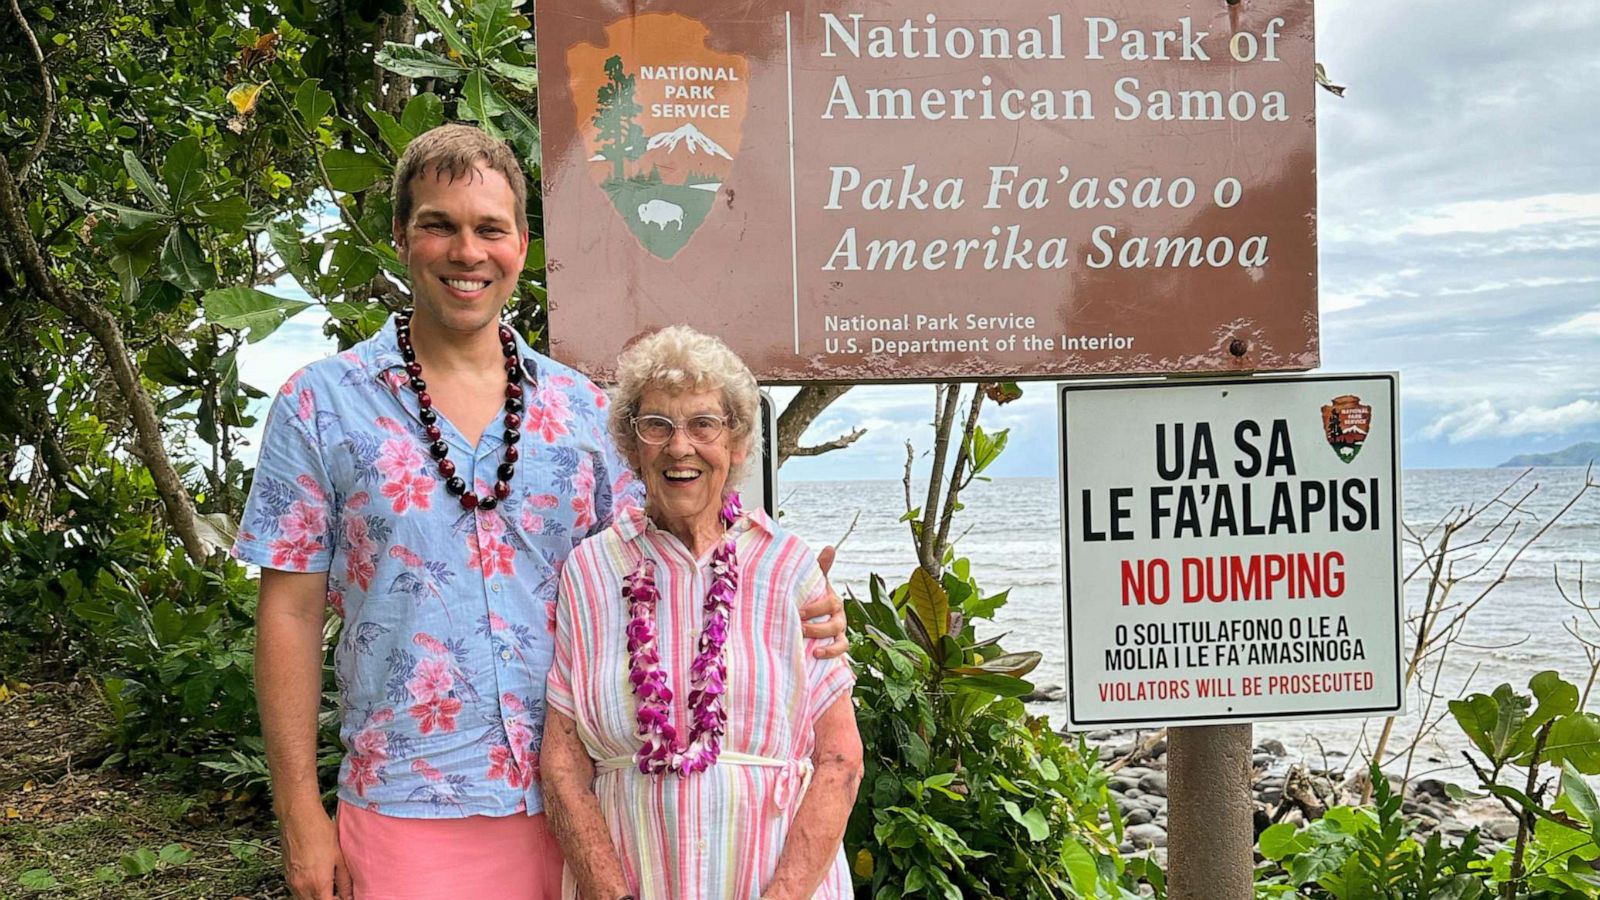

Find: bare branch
787;426;866;458
8;0;55;183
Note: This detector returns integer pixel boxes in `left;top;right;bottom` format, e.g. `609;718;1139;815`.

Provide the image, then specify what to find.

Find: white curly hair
608;325;760;482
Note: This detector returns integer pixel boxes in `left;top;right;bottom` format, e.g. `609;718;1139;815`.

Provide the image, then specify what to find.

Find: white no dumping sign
1059;374;1404;730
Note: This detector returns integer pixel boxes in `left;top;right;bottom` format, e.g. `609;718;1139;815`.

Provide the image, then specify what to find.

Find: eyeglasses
631;414;731;446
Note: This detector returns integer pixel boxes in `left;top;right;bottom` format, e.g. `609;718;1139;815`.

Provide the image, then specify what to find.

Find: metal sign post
1168;724;1255;898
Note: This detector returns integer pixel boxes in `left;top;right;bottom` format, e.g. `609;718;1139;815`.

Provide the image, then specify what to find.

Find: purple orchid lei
624;492;742;776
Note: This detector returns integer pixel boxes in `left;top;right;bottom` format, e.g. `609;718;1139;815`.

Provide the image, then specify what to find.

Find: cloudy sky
242;0;1600;477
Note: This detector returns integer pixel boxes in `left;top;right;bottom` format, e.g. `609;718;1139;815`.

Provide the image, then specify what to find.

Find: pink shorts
337;801;564;900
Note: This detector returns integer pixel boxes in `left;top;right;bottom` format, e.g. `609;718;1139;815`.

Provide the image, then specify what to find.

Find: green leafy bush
845;559;1131;899
1253;671;1600;898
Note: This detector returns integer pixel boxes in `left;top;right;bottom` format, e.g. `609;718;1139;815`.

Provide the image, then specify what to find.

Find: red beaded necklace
394;309;526;511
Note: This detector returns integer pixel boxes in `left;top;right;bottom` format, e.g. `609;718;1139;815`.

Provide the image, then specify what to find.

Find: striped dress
547;505;855;899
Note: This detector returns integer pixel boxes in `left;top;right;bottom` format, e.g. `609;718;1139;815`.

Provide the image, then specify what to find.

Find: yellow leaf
227;83;264;115
5;807;19;819
853;848;874;878
0;685;11;703
22;781;34;792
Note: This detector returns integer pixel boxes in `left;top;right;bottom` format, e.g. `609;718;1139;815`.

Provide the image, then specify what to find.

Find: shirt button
500;649;512;661
491;583;502;593
697;839;707;850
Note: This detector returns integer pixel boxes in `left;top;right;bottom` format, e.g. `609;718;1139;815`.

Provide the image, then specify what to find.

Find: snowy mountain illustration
645;123;732;160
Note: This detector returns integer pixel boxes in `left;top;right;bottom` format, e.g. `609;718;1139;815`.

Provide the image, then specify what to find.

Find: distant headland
1497;440;1600;467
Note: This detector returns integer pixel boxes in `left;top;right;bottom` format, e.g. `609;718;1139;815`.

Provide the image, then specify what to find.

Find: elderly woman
543;326;862;899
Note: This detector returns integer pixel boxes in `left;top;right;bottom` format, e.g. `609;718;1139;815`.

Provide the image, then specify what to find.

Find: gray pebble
1139;772;1169;796
1126;823;1168;848
1125;808;1153;826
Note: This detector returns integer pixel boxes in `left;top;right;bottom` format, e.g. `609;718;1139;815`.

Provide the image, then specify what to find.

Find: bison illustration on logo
1321;394;1372;463
567;14;747;260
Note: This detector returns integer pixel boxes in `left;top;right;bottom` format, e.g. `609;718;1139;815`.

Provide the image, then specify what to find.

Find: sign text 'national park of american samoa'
537;2;1318;382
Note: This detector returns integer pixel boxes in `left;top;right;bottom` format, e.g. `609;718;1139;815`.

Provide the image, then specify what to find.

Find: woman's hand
761;695;863;899
799;546;850;659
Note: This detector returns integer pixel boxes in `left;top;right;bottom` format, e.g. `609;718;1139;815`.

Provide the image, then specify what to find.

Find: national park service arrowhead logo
1321;394;1372;463
567;14;748;260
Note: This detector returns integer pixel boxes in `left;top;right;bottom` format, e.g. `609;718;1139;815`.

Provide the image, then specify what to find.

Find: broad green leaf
471;0;517;55
947;650;1041;678
947;673;1033;698
1426;876;1486;900
414;0;470;57
159;135;206;208
269;219;314;285
58;178;90;209
143;340;198;388
1562;760;1600;826
490;59;539;91
365;104;414;155
1018;806;1050;841
294;79;334;127
19;869;59;890
157;843;194;865
401;92;446;134
1547;713;1600;773
1259;822;1313;860
159;226;215;291
322;149;389;193
202;287;311;342
906;567;950;643
1527;670;1580;731
195;197;251;231
376;44;468;80
460;70;508;124
119;847;159;876
1062;832;1100;890
123;150;169;212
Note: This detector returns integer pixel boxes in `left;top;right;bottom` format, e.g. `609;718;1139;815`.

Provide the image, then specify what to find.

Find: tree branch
8;0;55;184
787;427;866;458
775;383;856;467
0;154;209;564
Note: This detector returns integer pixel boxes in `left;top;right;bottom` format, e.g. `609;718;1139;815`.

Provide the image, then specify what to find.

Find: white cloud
1327;193;1600;244
1541;309;1600;338
1422;398;1600;443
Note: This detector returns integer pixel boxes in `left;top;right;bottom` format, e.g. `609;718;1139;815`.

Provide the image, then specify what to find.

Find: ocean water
778;468;1600;778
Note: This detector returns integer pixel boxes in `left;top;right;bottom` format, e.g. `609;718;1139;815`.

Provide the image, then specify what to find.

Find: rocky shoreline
1079;728;1521;866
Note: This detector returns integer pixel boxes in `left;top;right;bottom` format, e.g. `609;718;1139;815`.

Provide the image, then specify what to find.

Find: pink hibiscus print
545;599;557;635
381;470;436;514
406;657;454;703
352;726;390;760
297;389;315;421
411;759;445;782
521;508;545;534
467;532;516;578
524;386;572;443
280;499;327;543
344;752;382;797
486;744;530;789
269;536;322;570
327;588;346;619
377;438;424;480
410;696;463;734
570;457;597;532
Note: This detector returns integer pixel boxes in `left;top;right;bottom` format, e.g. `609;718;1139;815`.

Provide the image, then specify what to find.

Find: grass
0;679;288;898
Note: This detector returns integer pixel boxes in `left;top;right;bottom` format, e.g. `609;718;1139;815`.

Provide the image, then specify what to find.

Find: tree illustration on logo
592;55;644;182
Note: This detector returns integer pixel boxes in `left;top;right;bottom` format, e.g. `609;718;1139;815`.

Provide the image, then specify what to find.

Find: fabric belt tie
595;752;814;814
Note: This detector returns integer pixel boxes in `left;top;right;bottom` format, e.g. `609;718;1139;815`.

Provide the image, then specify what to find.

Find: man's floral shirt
233;317;640;818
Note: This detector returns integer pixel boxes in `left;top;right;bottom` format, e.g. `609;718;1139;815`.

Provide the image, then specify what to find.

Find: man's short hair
392;124;527;232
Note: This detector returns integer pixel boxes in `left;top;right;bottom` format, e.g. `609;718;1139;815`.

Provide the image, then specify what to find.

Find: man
234;124;848;900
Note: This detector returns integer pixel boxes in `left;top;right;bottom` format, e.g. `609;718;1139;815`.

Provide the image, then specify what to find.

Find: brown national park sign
536;2;1318;382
